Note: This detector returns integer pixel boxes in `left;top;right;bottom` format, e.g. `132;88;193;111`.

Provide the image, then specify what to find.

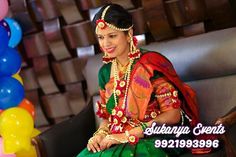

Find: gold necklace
116;60;130;74
113;58;133;109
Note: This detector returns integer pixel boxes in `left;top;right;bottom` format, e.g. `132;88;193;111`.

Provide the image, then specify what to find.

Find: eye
97;36;104;40
109;34;117;38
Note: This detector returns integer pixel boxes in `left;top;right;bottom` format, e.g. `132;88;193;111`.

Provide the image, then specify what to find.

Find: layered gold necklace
112;58;133;109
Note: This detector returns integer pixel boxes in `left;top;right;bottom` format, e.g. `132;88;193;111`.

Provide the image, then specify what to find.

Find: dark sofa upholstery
33;27;236;157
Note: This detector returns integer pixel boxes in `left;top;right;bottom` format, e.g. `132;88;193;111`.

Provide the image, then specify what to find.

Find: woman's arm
127;109;181;139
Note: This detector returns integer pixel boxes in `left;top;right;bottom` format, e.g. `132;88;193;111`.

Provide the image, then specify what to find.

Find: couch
32;27;236;157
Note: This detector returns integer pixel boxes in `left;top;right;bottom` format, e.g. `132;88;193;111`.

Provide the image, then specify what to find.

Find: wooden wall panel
76;0;108;10
65;83;86;115
56;0;84;24
129;7;147;35
205;0;236;30
176;22;205;37
41;93;73;119
33;56;60;94
43;18;72;61
142;0;176;41
110;0;135;9
27;0;43;22
52;58;85;85
21;68;40;90
25;90;50;127
63;20;97;48
10;0;38;34
23;32;50;58
35;0;61;20
164;0;206;27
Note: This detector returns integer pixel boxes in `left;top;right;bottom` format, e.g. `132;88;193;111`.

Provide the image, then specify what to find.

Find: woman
78;4;199;157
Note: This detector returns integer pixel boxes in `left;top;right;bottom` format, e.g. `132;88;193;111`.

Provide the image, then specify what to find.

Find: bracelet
140;122;148;132
125;131;139;145
93;127;109;136
106;135;128;143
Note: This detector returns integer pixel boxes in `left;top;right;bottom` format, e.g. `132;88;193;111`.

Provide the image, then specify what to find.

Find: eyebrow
96;32;117;36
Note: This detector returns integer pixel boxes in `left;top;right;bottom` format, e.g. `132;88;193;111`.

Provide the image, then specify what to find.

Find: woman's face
96;26;130;59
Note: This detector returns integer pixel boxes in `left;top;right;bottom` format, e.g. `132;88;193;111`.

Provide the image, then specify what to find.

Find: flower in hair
96;19;107;29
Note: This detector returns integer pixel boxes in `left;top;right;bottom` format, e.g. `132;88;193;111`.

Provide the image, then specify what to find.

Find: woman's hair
92;4;133;30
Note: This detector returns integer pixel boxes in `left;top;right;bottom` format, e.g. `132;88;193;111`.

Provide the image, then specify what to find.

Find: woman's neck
116;53;129;67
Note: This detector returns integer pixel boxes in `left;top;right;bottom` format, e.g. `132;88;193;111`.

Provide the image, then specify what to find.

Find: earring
100;47;114;64
128;32;141;60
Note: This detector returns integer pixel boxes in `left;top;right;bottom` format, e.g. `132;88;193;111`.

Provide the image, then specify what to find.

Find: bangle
106;135;128;143
93;127;109;136
140;122;148;132
125;131;139;145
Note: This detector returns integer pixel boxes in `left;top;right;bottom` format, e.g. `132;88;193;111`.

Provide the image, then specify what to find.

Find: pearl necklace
113;58;134;109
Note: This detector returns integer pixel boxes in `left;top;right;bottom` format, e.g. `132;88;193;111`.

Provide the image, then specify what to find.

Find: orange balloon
18;99;35;120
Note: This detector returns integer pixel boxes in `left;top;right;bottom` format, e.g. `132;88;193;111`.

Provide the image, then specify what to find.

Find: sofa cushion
188;75;236;124
142;27;236;81
82;53;103;96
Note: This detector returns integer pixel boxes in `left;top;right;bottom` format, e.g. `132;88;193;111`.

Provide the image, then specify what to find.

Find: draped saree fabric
77;51;199;157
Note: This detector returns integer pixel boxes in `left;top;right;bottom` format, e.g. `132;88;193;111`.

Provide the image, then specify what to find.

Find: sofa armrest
215;106;236;157
215;106;236;128
32;100;96;157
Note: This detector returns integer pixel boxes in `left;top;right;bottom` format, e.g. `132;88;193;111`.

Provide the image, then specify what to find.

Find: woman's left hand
99;133;127;150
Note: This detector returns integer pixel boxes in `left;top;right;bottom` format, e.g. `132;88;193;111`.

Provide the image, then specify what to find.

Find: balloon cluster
0;1;40;157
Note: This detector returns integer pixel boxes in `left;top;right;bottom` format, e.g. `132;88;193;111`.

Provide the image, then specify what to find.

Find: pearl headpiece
95;5;133;33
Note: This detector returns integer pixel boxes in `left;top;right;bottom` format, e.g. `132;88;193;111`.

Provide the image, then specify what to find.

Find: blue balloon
0;19;11;38
0;77;24;110
0;25;8;55
0;47;22;76
4;18;22;48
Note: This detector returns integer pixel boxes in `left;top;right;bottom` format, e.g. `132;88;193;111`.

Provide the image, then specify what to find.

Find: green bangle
140;122;148;132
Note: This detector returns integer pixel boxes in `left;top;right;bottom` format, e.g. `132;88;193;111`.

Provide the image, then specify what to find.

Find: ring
88;138;94;144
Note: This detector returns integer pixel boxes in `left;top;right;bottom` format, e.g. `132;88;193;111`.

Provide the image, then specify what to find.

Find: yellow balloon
12;73;23;85
31;128;41;137
15;128;41;157
16;145;37;157
3;136;31;154
0;108;34;153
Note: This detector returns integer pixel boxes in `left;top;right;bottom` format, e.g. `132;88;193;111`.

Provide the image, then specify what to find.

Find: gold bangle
106;135;128;143
93;127;109;136
97;130;109;136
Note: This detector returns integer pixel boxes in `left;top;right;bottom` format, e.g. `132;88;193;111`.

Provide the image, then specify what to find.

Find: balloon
0;138;16;157
15;129;40;157
0;26;8;55
0;77;24;110
15;145;37;157
0;108;34;153
12;73;23;85
4;18;22;48
31;128;41;137
18;99;35;120
0;0;9;20
3;136;31;154
0;19;11;38
0;47;22;77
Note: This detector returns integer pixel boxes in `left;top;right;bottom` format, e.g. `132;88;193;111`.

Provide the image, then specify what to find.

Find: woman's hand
87;134;106;153
99;133;127;150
